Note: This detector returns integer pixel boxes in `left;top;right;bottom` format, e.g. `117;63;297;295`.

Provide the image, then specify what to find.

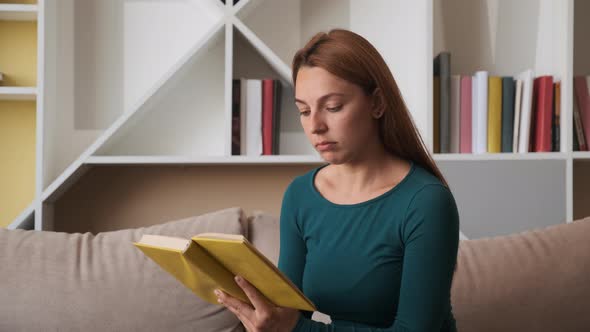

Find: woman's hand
215;275;301;332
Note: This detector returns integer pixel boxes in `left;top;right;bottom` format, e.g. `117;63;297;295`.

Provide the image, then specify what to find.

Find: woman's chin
319;151;346;165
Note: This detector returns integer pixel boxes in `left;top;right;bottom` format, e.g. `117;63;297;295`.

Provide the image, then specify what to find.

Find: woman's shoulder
401;163;455;207
409;163;447;191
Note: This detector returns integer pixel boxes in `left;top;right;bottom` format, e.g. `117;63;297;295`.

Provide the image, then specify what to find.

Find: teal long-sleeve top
277;161;460;332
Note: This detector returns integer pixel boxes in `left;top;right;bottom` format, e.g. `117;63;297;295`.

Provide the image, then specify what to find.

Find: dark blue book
501;77;515;152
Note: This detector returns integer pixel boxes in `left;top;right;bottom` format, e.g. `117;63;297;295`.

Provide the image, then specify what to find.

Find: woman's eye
327;105;342;112
299;110;310;116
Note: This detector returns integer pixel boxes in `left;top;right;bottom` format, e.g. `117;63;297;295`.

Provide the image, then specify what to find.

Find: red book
533;76;553;152
459;76;472;153
262;79;274;155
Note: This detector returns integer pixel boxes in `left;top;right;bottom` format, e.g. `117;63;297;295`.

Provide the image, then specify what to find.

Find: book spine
450;75;461;153
460;76;472;153
573;79;588;151
574;76;590;151
487;76;502;153
433;56;441;154
474;71;488;154
533;76;554;152
501;77;515;153
246;79;262;156
553;81;560;152
262;79;274;155
517;70;534;153
439;52;451;153
232;79;241;155
512;80;523;153
272;79;282;155
240;78;248;155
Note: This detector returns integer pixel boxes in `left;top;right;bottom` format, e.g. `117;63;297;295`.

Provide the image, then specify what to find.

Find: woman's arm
292;184;460;332
278;182;313;321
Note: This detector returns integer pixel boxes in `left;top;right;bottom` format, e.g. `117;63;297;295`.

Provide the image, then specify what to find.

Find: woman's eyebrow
295;92;346;105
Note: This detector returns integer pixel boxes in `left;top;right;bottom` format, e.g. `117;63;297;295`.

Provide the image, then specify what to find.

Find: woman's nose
310;111;327;134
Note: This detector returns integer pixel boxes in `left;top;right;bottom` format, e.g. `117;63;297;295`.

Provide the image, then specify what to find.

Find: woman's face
294;66;379;164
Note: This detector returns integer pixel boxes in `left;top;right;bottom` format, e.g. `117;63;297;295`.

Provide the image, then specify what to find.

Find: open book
133;233;316;312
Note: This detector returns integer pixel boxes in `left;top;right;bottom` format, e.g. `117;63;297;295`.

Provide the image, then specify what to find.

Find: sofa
1;207;589;331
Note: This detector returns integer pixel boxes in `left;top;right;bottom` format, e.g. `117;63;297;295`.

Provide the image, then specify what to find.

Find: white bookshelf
0;4;37;21
0;87;36;100
85;155;324;165
3;0;588;239
572;0;590;222
1;0;42;229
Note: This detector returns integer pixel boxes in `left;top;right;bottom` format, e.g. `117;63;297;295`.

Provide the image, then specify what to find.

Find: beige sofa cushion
0;207;247;332
247;211;281;266
452;217;590;332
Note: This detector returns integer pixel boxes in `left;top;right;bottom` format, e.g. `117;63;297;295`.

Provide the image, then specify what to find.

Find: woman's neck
331;146;407;194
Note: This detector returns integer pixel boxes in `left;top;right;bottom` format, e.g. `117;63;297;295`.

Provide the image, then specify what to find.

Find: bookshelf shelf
433;152;568;162
0;0;38;229
0;4;37;21
3;0;586;240
85;155;323;166
0;86;36;100
573;152;590;160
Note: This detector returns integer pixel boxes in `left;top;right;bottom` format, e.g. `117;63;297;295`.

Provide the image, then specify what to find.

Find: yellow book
133;233;316;312
487;76;502;152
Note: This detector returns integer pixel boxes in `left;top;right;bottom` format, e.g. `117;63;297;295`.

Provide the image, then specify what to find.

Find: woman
215;29;459;332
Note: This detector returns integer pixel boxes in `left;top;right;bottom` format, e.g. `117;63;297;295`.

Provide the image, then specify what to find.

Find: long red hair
292;29;448;188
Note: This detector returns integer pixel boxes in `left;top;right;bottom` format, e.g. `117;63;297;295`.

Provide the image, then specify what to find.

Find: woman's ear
371;88;384;119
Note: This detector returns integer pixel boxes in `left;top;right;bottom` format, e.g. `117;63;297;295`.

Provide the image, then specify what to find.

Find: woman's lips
316;142;336;151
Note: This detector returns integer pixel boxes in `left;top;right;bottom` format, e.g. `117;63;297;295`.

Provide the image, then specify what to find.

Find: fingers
234;275;272;311
216;290;257;331
215;289;254;322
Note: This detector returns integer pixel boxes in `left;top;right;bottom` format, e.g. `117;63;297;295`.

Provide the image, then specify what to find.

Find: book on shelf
473;70;488;154
501;76;516;153
532;76;554;152
134;232;316;312
450;75;461;153
433;52;451;153
232;78;283;156
433;75;440;153
432;52;563;154
231;79;241;155
459;76;472;153
515;69;535;153
512;79;523;153
487;76;502;153
574;76;590;151
553;81;560;152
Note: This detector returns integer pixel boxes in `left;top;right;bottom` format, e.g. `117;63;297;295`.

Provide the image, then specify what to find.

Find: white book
473;71;488;154
516;69;534;153
240;78;248;155
450;75;461;153
246;79;262;156
512;79;523;153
